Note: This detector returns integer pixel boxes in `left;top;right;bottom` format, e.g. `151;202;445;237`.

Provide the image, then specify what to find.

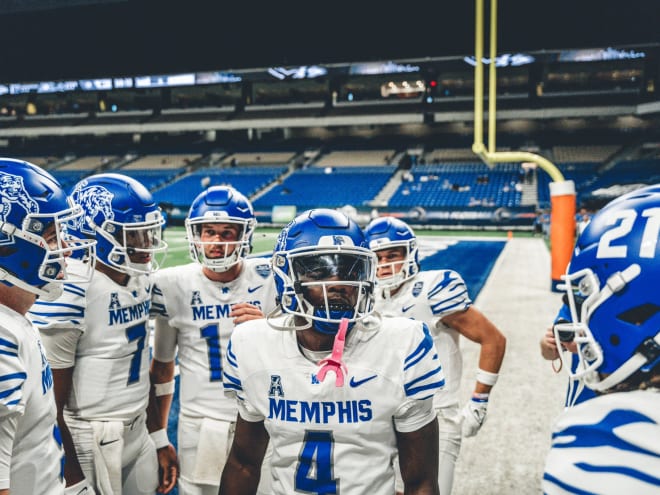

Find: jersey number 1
201;323;222;381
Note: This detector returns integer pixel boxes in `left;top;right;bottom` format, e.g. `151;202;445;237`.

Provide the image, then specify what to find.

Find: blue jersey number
126;322;147;384
295;430;338;495
200;323;222;381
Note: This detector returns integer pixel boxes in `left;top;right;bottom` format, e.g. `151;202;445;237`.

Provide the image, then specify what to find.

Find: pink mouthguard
316;317;349;387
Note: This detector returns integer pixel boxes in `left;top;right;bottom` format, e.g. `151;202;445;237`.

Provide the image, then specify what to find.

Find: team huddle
0;158;658;495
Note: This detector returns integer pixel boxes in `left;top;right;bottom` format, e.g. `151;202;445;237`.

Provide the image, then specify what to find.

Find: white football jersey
224;315;445;495
151;259;277;421
374;269;470;408
0;306;64;494
543;390;660;494
29;260;153;421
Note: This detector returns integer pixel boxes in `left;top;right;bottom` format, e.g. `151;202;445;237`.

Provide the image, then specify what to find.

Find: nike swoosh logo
99;439;120;446
402;304;415;313
349;375;377;388
247;285;263;293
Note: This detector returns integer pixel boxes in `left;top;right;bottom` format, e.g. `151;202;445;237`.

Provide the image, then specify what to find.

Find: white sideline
453;237;565;495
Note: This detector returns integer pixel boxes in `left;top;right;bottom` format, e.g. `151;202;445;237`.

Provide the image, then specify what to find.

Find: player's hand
230;302;265;324
156;444;179;494
64;478;94;495
540;327;561;360
461;397;489;437
541;326;579;360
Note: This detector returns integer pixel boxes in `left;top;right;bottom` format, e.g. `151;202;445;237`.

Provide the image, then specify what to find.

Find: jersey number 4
295;430;338;495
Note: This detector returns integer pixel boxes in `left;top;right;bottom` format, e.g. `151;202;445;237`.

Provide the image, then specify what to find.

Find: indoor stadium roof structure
0;1;657;81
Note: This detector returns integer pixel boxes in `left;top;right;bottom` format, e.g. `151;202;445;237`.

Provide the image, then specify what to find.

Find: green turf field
160;226;525;269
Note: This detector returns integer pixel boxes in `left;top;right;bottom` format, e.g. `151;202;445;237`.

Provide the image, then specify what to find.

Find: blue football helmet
69;173;167;275
0;158;95;300
272;208;376;334
364;216;419;289
557;184;660;392
185;185;256;272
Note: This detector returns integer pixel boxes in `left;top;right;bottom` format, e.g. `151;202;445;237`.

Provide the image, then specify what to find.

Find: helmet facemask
372;239;418;290
558;263;643;396
273;247;376;334
186;216;255;273
98;209;167;275
555;268;604;391
2;201;97;301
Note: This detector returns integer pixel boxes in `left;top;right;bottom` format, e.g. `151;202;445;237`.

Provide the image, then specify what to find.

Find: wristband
476;368;498;386
154;380;175;397
150;429;169;450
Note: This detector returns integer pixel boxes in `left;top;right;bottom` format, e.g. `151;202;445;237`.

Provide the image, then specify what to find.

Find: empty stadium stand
253;165;395;210
153;165;289;207
389;162;523;208
8;139;660;231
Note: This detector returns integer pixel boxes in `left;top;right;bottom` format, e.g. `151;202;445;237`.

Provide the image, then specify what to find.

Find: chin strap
317;318;349;387
590;332;660;392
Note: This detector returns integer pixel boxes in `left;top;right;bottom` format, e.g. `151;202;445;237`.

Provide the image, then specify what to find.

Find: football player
220;208;444;495
543;185;660;493
364;216;506;495
0;158;95;495
28;173;177;494
150;185;277;495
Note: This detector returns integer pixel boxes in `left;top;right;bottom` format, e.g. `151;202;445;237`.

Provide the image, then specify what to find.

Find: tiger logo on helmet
68;173;167;275
69;182;115;236
0;159;96;299
0;170;39;213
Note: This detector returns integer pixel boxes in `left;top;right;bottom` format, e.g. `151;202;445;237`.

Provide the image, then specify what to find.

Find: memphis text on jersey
267;374;373;424
192;301;263;321
108;292;151;325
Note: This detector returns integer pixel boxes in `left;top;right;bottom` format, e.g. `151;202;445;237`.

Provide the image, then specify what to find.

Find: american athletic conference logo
69;182;115;236
0;171;39;245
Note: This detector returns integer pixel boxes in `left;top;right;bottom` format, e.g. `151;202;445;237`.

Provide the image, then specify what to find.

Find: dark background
0;0;658;82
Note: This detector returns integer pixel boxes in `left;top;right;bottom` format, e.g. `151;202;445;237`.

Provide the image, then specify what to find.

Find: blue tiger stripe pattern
429;270;469;315
543;392;660;494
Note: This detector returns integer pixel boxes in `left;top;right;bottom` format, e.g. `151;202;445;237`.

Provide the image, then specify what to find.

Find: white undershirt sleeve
39;326;82;369
236;397;265;423
393;397;437;433
153;317;178;362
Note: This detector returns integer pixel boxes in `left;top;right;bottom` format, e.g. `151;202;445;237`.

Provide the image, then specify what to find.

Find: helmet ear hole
0;246;17;257
617;303;660;326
